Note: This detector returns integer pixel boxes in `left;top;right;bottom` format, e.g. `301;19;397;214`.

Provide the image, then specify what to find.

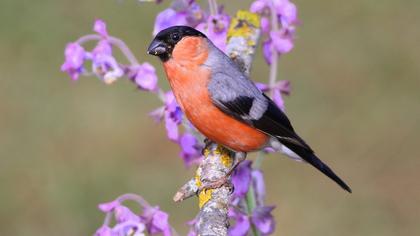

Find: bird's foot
198;176;234;193
198;152;246;193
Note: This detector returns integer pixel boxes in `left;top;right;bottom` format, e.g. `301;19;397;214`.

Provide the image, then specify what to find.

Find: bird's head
147;26;207;62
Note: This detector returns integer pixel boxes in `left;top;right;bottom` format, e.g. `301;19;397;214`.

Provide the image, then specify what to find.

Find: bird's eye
171;33;180;41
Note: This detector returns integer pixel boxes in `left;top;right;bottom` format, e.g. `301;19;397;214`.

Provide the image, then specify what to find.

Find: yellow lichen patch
202;148;210;157
214;145;227;156
195;171;213;208
198;188;213;208
195;174;202;187
213;145;233;167
227;10;260;39
196;171;212;208
195;173;212;208
247;39;257;46
236;10;260;27
214;145;232;167
220;152;233;168
213;146;221;156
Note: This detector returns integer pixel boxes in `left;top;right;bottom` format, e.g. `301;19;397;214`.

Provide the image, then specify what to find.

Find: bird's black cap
147;26;206;61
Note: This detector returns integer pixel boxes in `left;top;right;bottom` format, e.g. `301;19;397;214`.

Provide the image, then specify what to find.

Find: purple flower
255;81;290;110
95;194;174;236
92;39;112;56
186;219;197;236
94;19;109;37
250;0;267;14
251;206;276;235
272;80;291;110
255;82;269;92
262;31;293;64
196;13;230;51
187;229;197;236
256;81;290;95
133;63;159;91
276;80;291;95
231;160;252;198
261;17;270;34
148;91;183;141
61;42;86;80
115;205;141;223
95;225;113;236
112;221;146;236
138;0;164;3
250;0;298;26
272;88;284;111
142;206;172;236
164;91;180;117
96;200;146;236
270;30;294;54
165;110;180;141
153;8;188;35
185;2;205;26
98;200;119;212
149;106;165;123
252;0;298;65
229;190;276;235
262;39;273;64
228;208;250;236
165;112;179;142
91;40;124;84
164;91;183;141
252;169;266;206
153;1;205;35
178;133;202;167
274;0;298;26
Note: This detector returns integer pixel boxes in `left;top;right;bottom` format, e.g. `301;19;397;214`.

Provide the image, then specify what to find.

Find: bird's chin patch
158;53;170;62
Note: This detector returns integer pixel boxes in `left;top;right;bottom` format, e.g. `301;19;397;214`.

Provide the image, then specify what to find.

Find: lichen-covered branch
226;10;261;77
173;10;261;236
194;143;233;236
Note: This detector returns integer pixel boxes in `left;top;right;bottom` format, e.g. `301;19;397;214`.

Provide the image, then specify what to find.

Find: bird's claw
198;176;234;194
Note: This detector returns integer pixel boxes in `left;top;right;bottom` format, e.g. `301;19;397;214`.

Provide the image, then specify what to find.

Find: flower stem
76;34;140;66
108;36;140;66
253;151;264;169
254;0;280;191
116;193;151;208
247;5;281;235
75;34;101;44
268;1;280;97
208;0;218;15
103;211;113;226
245;184;261;236
157;88;166;102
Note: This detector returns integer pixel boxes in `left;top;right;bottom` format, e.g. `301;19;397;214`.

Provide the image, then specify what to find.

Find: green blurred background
1;0;419;235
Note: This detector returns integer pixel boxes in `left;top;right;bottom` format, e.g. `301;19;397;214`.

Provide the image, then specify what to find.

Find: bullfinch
147;26;351;193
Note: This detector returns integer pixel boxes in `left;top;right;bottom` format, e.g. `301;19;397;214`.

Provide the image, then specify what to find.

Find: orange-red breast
148;26;351;193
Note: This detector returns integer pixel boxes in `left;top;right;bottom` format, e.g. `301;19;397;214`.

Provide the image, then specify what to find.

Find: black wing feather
217;94;311;150
220;96;254;118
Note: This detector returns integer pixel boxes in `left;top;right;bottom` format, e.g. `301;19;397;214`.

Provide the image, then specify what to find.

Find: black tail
285;142;352;193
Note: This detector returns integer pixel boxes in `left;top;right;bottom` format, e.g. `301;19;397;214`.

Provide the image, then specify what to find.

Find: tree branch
173;10;261;236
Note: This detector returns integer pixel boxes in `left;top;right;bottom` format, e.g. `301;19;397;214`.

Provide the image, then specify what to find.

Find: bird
147;25;351;193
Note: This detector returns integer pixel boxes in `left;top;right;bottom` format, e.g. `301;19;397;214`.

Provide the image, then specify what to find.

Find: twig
208;0;218;16
268;1;280;96
76;34;140;66
173;10;261;236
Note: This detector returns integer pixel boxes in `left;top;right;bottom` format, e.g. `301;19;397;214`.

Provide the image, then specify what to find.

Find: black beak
147;40;167;56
